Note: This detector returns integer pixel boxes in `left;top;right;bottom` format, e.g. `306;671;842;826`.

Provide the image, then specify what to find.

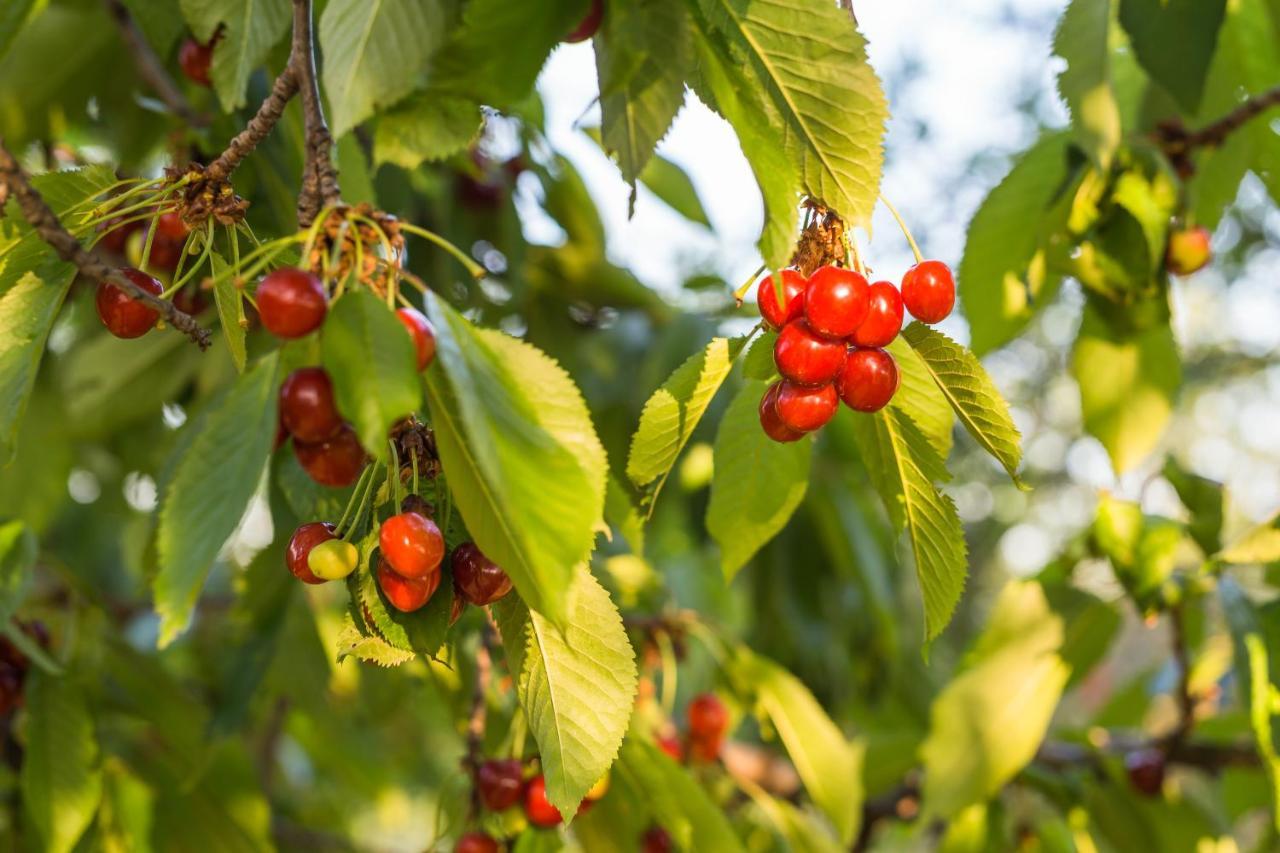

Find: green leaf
493;567;637;818
1054;0;1121;169
1118;0;1227;113
424;292;606;626
321;290;422;461
901;324;1025;487
959;131;1074;355
318;0;446;137
919;581;1069;818
1110;169;1176;280
851;407;967;642
334;615;417;667
120;0;185;56
1162;457;1223;555
604;472;646;555
1071;304;1181;473
729;649;864;845
22;672;103;853
0;519;35;624
887;336;954;459
1216;512;1280;566
179;0;291;111
639;155;711;228
0;0;38;61
741;332;777;381
706;381;811;579
154;353;281;647
210;253;246;372
690;0;887;231
1244;633;1280;832
373;93;482;169
743;790;843;853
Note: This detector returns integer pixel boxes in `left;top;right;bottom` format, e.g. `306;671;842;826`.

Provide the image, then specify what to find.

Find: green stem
732;263;768;304
879;194;924;264
399;222;485;279
336;464;375;538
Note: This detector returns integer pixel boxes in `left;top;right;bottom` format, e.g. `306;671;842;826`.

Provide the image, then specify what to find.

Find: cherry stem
844;231;867;276
388;440;405;508
398;222;485;279
879;194;924;264
732;263;768;306
411;451;420;497
335;464;375;538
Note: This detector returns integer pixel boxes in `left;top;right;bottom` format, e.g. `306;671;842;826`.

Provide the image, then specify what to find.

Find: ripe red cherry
256;267;327;339
455;833;498;853
1166;226;1211;275
656;734;684;763
376;557;440;612
279;367;344;443
97;216;140;254
523;775;563;828
452;543;513;605
773;380;838;433
293;425;366;487
641;826;673;853
1125;749;1165;797
803;266;869;339
838;348;899;413
851;281;904;348
688;693;728;741
96;268;163;338
565;0;604;42
380;512;446;579
759;383;805;443
178;37;214;87
774;319;846;385
688;734;723;763
144;211;189;271
396;307;437;371
285;522;336;585
477;759;524;811
901;260;955;324
756;269;806;330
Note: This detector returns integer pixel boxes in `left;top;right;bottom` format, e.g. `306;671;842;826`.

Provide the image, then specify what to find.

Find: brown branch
1156;84;1280;177
0;140;212;349
463;623;493;818
103;0;209;128
1164;604;1197;747
291;0;341;227
204;69;300;182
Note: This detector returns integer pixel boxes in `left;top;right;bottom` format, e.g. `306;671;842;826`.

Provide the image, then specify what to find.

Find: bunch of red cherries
756;259;955;442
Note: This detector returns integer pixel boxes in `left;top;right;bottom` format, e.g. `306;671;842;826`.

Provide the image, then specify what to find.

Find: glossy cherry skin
523;776;563;828
773;380;839;433
756;269;806;330
901;260;955;324
396;307;437;371
1166;226;1211;275
687;692;728;741
286;522;336;585
452;543;513;605
455;833;498;853
376;557;440;612
851;281;904;348
96;268;163;338
178;37;213;87
1125;749;1165;797
759;383;805;443
565;0;604;42
838;348;899;413
380;512;446;579
293;425;366;487
641;826;674;853
257;267;327;339
774;319;846;386
280;367;344;443
144;211;189;271
804;266;869;339
477;759;525;811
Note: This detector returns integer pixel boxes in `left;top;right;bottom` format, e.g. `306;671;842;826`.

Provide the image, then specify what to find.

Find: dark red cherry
901;260;955;324
143;211;189;271
178;37;214;87
756;269;806;330
286;522;336;585
773;380;838;433
851;281;904;348
256;267;327;339
1125;748;1166;797
688;734;723;763
455;833;498;853
565;0;604;42
759;383;805;443
451;543;513;605
803;266;869;339
293;425;366;487
641;826;673;853
838;348;899;413
279;367;344;443
97;215;140;254
477;759;525;811
396;307;437;371
96;268;163;338
379;512;446;579
774;319;847;385
523;775;563;828
376;557;440;612
688;693;728;741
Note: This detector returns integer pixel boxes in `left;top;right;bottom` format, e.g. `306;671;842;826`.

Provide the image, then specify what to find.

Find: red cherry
452;543;513;605
477;759;524;811
756;269;806;330
279;367;344;443
172;284;209;316
376;557;440;612
1125;749;1166;797
901;260;955;324
773;380;838;433
256;267;327;339
565;0;604;42
380;512;446;579
1166;226;1211;275
851;281;904;348
396;307;437;371
688;734;723;763
803;266;869;339
838;348;899;413
759;383;805;443
656;734;684;763
455;833;498;853
293;425;366;487
641;826;673;853
96;268;163;338
774;319;846;386
144;212;189;271
178;37;214;87
687;693;728;741
286;522;336;585
523;776;563;828
97;216;140;254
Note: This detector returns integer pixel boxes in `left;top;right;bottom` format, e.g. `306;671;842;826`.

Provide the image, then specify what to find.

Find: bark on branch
1156;84;1280;177
290;0;341;227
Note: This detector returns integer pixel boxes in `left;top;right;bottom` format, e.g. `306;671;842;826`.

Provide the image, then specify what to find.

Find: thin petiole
879;194;924;264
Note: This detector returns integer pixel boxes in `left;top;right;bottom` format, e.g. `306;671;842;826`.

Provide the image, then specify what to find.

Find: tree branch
204;69;300;182
0;140;211;349
291;0;341;227
463;622;493;818
1163;604;1197;747
1156;84;1280;177
103;0;208;128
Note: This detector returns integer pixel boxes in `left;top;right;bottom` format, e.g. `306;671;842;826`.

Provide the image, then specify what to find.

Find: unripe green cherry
307;538;359;580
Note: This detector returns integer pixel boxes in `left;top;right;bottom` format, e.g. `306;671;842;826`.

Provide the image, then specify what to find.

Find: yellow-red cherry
293;425;366;487
687;692;728;741
96;268;163;338
803;265;869;339
565;0;604;42
756;269;806;330
451;543;513;605
523;775;563;828
901;260;955;324
379;512;446;579
396;307;437;371
1166;226;1211;275
838;347;899;413
285;522;336;585
178;37;214;87
376;557;439;612
773;319;846;386
851;280;904;348
455;833;498;853
477;759;524;811
256;267;327;339
279;367;344;443
773;380;838;433
759;383;804;443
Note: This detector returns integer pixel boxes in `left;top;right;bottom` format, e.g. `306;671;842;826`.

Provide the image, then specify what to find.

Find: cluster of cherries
756;259;955;443
94;210;208;338
0;621;50;716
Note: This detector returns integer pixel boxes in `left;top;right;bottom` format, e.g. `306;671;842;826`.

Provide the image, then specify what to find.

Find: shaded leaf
210;252;246;372
22;672;103;853
1118;0;1227;113
0;519;35;624
179;0;291;111
1054;0;1121;168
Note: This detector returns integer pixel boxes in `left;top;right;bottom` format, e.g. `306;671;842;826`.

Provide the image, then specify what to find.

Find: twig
291;0;341;227
463;623;493;818
103;0;208;127
1155;84;1280;177
1164;604;1197;747
0;140;211;349
204;70;300;182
